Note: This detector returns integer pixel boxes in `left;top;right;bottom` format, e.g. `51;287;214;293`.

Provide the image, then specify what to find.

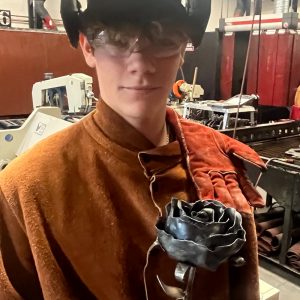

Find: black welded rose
156;198;246;271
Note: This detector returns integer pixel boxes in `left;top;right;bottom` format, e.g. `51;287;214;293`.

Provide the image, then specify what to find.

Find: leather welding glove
167;109;267;214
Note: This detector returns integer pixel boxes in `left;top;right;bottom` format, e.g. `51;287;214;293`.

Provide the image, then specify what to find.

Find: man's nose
125;51;157;75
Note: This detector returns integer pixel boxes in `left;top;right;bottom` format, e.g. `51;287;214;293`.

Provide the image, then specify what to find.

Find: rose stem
185;266;196;300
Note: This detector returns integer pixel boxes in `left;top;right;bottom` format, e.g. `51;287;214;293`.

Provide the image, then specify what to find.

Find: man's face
80;23;187;119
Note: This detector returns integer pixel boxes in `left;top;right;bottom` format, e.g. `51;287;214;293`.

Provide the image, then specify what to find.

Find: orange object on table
172;80;185;99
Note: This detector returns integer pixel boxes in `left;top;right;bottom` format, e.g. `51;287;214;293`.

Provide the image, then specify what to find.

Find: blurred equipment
0;107;71;170
234;0;262;17
171;79;204;103
0;119;25;130
234;0;251;17
170;67;204;103
28;0;57;30
32;73;96;114
183;94;258;130
168;67;205;116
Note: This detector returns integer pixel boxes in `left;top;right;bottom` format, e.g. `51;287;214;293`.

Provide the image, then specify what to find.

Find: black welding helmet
61;0;211;48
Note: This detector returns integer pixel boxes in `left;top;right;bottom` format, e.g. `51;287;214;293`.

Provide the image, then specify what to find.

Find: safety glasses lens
89;23;187;58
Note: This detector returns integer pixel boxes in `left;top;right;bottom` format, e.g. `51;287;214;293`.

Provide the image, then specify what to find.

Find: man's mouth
122;86;160;91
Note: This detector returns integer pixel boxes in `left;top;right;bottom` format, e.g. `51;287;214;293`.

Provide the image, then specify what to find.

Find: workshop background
1;1;300;299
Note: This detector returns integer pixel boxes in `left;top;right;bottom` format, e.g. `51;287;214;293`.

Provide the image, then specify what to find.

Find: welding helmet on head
61;0;211;48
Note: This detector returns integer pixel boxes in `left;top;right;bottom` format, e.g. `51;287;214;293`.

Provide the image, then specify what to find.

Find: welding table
222;121;300;285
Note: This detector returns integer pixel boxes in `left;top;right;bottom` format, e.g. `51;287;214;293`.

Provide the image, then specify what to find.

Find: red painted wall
273;31;294;106
220;33;235;100
0;28;99;116
222;30;300;107
257;31;278;106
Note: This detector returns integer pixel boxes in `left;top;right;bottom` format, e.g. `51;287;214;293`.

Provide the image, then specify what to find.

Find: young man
0;1;265;299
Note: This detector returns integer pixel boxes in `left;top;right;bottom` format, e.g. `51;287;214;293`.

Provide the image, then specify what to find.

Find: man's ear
79;33;96;68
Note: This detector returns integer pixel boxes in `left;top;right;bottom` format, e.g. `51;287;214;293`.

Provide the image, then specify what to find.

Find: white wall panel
1;0;28;16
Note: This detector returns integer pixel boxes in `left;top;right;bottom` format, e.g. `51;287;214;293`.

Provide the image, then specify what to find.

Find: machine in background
0;73;98;170
0;73;96;132
182;94;259;130
0;107;71;171
32;73;97;115
168;67;205;115
170;79;204;103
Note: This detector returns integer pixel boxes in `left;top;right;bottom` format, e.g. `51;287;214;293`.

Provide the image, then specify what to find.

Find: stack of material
257;225;283;255
287;228;300;271
255;206;300;272
255;206;284;256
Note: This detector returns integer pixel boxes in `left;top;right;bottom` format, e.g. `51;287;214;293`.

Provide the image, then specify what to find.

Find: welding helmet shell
61;0;211;49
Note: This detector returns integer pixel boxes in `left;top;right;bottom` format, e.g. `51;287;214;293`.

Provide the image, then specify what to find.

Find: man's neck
122;108;168;147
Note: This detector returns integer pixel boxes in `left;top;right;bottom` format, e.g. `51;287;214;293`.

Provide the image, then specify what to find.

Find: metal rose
156;198;246;271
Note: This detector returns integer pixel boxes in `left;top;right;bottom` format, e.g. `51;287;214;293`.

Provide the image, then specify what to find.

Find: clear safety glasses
86;22;189;58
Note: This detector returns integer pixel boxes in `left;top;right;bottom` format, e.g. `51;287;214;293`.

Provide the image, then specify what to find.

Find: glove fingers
222;173;251;212
209;172;234;208
193;173;215;200
238;172;265;208
194;171;263;213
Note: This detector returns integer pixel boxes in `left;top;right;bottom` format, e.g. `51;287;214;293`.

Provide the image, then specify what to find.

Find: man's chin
120;100;167;119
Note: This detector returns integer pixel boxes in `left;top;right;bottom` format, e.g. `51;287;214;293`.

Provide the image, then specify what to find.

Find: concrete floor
259;266;300;300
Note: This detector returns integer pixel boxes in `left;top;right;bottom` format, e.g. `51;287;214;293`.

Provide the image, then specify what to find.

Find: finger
193;173;215;200
223;172;251;213
238;170;265;208
209;171;234;208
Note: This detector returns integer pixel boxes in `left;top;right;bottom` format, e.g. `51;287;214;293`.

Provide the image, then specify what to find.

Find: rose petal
165;216;211;243
157;228;246;271
158;198;246;271
205;230;246;249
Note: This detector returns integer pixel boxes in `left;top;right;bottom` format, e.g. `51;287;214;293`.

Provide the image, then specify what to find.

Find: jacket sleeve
0;189;43;300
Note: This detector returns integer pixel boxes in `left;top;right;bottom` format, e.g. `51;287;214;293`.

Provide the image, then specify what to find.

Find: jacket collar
93;99;155;152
